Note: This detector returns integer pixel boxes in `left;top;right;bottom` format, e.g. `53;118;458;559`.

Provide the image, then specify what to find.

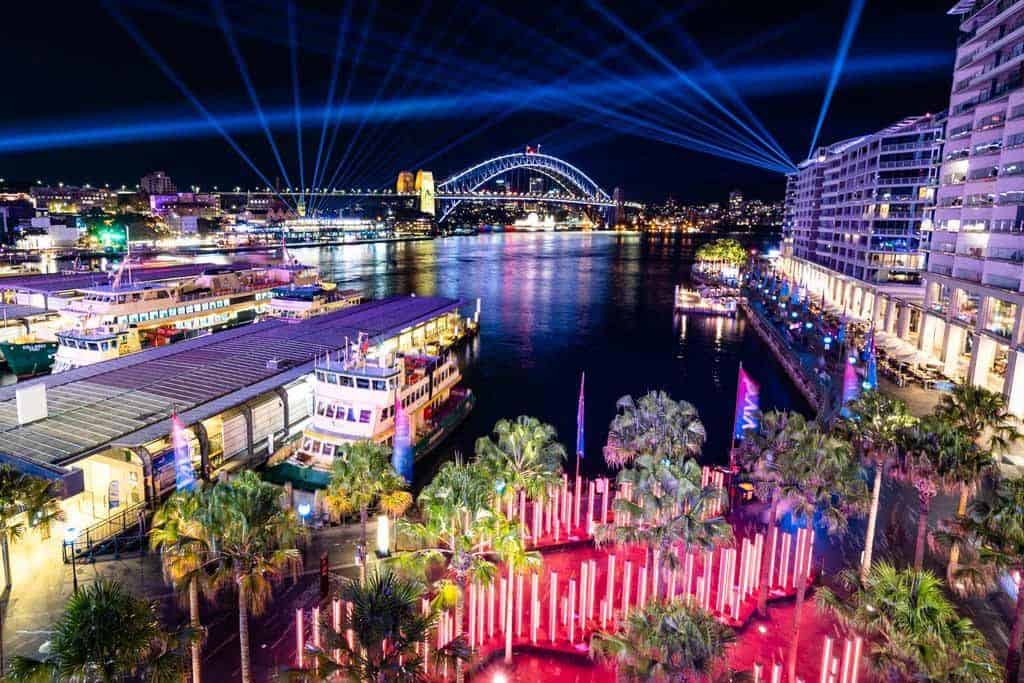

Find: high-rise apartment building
780;113;944;331
140;171;176;196
912;0;1024;413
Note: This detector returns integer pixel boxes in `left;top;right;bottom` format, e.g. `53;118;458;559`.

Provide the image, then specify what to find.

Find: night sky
0;0;957;202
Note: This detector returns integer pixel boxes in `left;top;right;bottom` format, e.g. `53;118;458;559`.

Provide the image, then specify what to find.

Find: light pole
63;527;78;593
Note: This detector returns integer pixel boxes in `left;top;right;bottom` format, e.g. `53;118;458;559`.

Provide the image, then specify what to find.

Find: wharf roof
0;295;462;468
0;303;55;320
0;263;233;296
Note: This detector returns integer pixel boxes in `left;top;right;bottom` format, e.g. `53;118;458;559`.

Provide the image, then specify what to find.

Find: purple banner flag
733;366;760;440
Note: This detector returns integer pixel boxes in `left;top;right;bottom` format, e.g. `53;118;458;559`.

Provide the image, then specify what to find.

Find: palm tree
280;568;470;682
150;487;214;683
204;471;307;683
6;578;193;682
591;601;736;682
736;410;808;616
325;440;412;584
475;415;566;513
937;383;1021;455
935;383;1021;574
837;391;915;581
604;391;706;468
896;416;982;570
939;477;1024;683
394;460;501;683
817;562;1000;682
772;423;868;682
596;454;732;602
0;465;64;590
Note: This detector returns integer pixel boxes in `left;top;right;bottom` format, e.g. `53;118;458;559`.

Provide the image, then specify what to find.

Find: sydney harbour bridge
243;150;635;224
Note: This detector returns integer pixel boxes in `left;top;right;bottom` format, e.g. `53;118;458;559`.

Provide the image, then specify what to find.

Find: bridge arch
435;152;611;221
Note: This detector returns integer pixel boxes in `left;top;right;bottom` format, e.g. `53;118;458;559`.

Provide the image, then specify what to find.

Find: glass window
359;410;372;423
347;408;357;421
356;378;370;389
322;443;334;457
315;371;326;382
987;299;1017;338
326;373;338;385
339;375;353;387
316;401;325;415
372;380;386;391
325;404;335;418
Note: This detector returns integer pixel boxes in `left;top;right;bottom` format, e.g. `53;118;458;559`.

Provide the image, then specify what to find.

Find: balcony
984;273;1022;291
954;268;984;282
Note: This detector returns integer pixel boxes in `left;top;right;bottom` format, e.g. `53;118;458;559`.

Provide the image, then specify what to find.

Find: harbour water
284;231;806;483
39;231;805;483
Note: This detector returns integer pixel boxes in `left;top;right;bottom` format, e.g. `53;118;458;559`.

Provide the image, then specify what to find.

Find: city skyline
0;1;956;202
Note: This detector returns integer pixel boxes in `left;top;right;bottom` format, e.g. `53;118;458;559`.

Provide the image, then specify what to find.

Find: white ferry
51;263;319;372
268;284;363;322
265;335;474;489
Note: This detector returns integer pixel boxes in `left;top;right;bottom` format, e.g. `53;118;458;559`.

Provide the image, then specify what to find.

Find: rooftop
0;295;462;469
0;263;221;296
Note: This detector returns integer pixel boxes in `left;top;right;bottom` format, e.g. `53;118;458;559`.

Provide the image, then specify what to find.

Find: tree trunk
756;498;779;617
359;505;368;585
504;572;514;663
1007;579;1024;683
785;539;813;683
189;576;202;683
947;483;969;580
238;578;252;683
1;536;10;591
913;490;933;571
860;466;883;583
455;577;466;683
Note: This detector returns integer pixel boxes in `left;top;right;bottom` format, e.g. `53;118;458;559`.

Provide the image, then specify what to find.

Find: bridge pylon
415;170;436;216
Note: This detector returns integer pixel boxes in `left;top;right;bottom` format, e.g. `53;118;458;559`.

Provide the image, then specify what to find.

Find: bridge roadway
0;294;463;490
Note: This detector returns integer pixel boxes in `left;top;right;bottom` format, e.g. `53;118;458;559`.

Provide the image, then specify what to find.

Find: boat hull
262;388;476;491
0;341;58;376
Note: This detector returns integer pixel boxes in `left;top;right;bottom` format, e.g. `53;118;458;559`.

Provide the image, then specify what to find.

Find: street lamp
63;526;79;593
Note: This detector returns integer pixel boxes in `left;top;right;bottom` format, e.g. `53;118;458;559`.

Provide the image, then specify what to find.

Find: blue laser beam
309;1;353;206
102;0;292;210
587;0;794;170
662;14;794;170
286;1;306;206
212;0;294;196
807;0;866;159
0;53;951;155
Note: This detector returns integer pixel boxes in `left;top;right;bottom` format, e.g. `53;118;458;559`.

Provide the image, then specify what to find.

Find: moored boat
263;334;473;490
0;336;58;376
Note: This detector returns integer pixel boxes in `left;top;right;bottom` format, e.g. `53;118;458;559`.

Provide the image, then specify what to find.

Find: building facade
140;171;176;196
911;0;1024;414
780;113;945;346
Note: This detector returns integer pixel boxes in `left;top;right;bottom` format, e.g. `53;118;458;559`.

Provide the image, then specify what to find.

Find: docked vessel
0;304;65;376
268;284;363;322
264;334;474;490
51;262;319;373
0;336;58;376
673;285;742;317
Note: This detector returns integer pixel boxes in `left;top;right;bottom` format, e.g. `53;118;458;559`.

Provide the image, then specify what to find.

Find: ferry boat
673;285;742;317
264;335;474;490
0;336;58;376
268;284;363;322
51;262;319;373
